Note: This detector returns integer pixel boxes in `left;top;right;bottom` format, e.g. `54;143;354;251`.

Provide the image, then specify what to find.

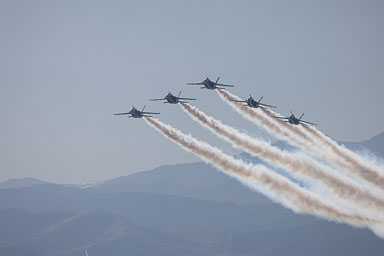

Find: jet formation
114;76;317;126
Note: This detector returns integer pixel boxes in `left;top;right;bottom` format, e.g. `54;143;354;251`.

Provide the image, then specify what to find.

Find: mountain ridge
1;131;383;255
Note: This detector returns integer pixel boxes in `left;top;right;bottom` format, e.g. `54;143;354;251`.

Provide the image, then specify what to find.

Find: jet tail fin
215;77;220;84
258;96;263;103
299;113;304;121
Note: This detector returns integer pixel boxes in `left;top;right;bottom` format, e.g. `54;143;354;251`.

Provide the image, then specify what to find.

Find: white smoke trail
260;98;384;190
302;125;384;189
180;103;384;214
217;89;384;191
144;117;383;235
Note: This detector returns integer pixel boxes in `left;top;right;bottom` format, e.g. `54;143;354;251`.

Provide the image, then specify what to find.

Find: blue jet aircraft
114;106;159;118
187;77;234;89
150;91;196;104
275;112;317;126
231;95;276;109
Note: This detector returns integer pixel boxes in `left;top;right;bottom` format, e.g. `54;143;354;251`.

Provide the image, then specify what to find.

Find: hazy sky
0;0;383;183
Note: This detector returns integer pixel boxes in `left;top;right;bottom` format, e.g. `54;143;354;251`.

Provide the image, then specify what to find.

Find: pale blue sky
0;0;383;183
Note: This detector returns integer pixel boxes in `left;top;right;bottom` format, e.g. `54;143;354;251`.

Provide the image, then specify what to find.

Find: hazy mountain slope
96;162;270;205
1;208;383;256
343;132;384;157
0;208;71;242
0;247;39;256
0;208;72;256
0;209;228;256
0;177;48;189
229;221;384;256
0;184;313;234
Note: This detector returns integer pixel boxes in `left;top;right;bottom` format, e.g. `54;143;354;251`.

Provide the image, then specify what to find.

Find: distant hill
228;221;384;256
0;177;48;189
0;184;312;234
96;162;271;205
0;209;227;256
0;208;383;256
342;132;384;158
0;207;71;241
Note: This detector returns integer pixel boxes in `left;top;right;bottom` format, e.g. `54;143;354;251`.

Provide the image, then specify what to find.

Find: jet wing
301;120;317;126
114;112;131;115
274;116;289;120
186;82;204;85
178;97;196;100
216;83;234;87
230;100;247;103
149;98;165;101
142;112;160;115
259;103;277;108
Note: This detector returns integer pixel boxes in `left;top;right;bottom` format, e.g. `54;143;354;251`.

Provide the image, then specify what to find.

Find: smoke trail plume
144;117;381;232
180;103;384;214
217;89;384;191
257;97;384;191
303;125;384;189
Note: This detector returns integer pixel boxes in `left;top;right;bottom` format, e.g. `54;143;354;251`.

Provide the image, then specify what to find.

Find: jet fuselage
246;97;260;108
288;114;301;125
202;78;217;90
165;93;179;104
130;107;144;118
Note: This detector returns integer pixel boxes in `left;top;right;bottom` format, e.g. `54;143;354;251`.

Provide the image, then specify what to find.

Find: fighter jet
187;77;234;90
231;95;276;109
114;105;159;118
275;112;317;126
150;91;196;104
